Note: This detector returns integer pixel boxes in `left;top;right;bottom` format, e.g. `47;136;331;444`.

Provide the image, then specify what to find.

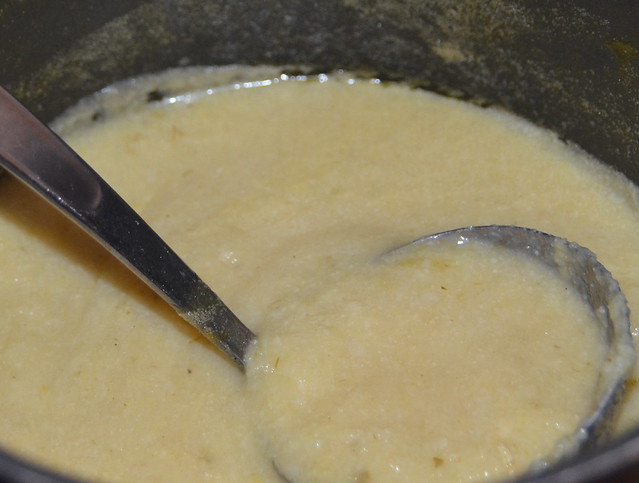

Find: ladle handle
0;87;255;369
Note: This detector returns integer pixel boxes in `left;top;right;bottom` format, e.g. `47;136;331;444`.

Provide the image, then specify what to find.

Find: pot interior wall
2;0;639;181
1;1;639;482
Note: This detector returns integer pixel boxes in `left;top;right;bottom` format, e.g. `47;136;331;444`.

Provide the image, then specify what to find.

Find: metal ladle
386;225;636;471
0;86;634;471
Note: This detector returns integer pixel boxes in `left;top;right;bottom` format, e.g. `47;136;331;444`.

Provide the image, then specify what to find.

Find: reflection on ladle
0;86;634;470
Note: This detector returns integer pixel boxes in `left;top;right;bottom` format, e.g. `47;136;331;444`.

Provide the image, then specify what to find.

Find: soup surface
1;67;639;482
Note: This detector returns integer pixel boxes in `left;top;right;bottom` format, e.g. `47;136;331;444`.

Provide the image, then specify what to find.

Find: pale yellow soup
0;67;638;482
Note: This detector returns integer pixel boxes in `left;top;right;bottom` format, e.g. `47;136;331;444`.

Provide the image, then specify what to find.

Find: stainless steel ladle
0;86;634;469
387;225;636;469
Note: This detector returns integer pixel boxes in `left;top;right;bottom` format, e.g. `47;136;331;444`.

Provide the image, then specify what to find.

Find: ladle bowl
389;225;636;471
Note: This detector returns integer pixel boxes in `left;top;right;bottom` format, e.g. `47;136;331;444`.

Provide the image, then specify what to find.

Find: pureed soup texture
1;66;639;482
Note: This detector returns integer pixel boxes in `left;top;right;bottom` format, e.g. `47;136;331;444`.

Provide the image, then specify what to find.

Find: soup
1;67;638;482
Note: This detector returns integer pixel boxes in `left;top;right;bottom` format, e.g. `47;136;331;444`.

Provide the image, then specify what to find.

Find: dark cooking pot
1;1;639;482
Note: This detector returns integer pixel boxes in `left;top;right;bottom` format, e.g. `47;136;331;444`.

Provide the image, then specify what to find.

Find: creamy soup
1;67;639;482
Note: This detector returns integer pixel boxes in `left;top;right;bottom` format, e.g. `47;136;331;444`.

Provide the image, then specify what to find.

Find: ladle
0;86;635;468
386;224;636;467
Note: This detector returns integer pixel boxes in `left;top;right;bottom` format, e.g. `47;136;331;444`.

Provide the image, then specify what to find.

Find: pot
1;1;639;481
